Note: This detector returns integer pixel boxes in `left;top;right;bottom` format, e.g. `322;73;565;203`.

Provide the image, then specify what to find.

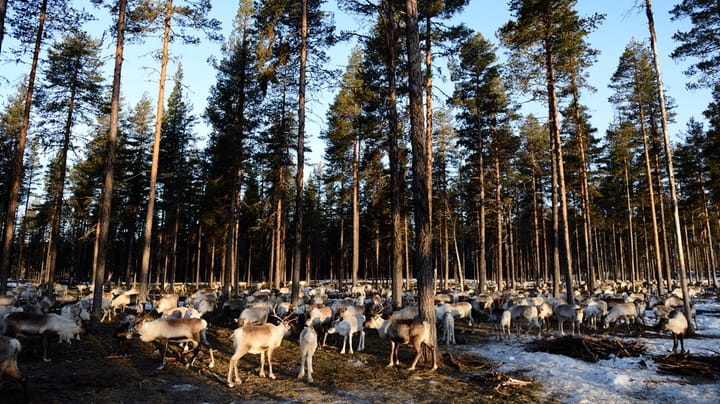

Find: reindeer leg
267;349;276;379
256;351;264;377
306;350;314;383
158;339;169;370
387;341;395;367
227;349;246;387
42;333;50;362
408;342;422;371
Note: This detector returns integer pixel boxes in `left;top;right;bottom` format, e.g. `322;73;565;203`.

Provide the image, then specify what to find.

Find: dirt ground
1;318;543;404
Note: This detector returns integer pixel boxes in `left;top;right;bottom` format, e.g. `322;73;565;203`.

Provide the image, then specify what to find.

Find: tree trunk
139;0;172;302
353;137;360;291
424;14;433;225
291;0;307;306
531;163;541;284
478;139;487;293
0;0;48;294
624;158;637;290
91;0;126;328
569;62;595;291
44;79;78;289
495;153;503;291
645;0;693;331
545;49;575;305
380;0;404;310
406;0;436;367
634;58;665;294
654;153;673;293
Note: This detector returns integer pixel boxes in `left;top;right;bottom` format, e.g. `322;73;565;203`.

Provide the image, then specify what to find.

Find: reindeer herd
0;279;709;400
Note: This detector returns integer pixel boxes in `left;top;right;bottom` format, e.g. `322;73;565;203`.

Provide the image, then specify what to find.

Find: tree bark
380;0;404;309
645;0;693;333
43;78;78;289
406;0;436;366
91;0;126;328
291;0;307;306
140;0;173;302
0;0;48;294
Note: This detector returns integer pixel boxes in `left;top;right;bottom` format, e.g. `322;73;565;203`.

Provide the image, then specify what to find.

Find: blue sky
0;0;712;168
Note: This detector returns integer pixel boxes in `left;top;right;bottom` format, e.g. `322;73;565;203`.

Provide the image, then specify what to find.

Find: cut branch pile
653;353;720;379
445;351;497;373
444;352;533;396
526;335;647;363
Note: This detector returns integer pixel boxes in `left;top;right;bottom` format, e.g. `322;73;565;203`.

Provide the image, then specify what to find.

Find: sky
0;0;714;169
461;296;720;403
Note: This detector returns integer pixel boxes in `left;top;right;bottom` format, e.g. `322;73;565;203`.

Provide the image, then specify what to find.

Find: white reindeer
297;326;318;383
134;316;215;370
441;311;455;345
554;304;584;336
2;312;84;361
326;310;365;354
226;317;292;387
488;307;511;340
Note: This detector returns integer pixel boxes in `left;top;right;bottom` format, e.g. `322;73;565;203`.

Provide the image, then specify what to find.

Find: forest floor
1;318;545;404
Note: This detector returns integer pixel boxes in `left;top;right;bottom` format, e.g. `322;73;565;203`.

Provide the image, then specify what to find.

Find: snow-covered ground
460;296;720;404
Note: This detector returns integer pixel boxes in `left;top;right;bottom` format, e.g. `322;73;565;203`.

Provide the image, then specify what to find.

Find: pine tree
499;0;598;304
670;0;720;89
449;31;516;292
35;30;105;289
205;0;263;296
321;48;365;290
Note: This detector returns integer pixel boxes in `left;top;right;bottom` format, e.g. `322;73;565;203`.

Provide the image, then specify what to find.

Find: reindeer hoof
43;357;52;363
269;374;276;380
208;361;215;369
308;377;314;383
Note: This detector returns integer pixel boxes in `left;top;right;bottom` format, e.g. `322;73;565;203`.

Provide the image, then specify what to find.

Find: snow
460;296;720;404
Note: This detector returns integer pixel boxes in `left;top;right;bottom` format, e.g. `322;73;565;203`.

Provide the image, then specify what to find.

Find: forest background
0;0;718;324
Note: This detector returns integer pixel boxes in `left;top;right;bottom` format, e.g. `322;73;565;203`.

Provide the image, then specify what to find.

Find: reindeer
363;306;437;371
226;314;293;387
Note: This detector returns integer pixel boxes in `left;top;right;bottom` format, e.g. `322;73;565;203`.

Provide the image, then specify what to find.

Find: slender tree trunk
338;214;345;288
91;0;126;328
550;129;561;298
290;0;307;305
0;0;48;293
545;55;575;305
569;63;595;291
353;138;360;291
699;174;718;288
495;153;503;291
478;156;487;293
645;1;693;331
424;14;433;224
406;0;436;367
140;1;172;302
654;153;673;293
381;0;404;310
44;79;78;289
624;158;637;290
531;164;541;283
